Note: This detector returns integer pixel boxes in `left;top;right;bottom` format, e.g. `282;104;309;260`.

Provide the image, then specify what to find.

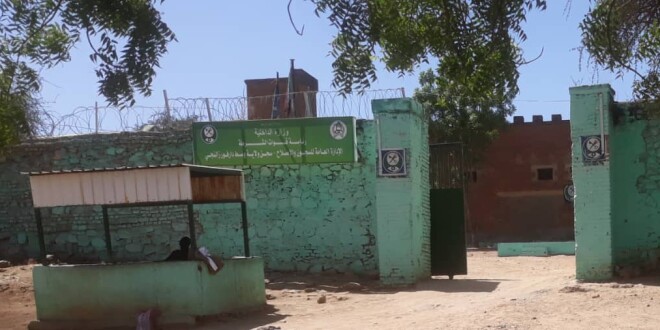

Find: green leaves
60;0;175;106
414;67;511;165
0;0;174;151
313;0;546;96
580;0;660;101
312;0;541;164
0;69;42;153
0;0;175;107
312;0;547;164
316;0;376;94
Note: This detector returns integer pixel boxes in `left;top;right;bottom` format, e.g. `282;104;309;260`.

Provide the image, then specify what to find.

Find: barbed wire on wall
43;105;169;137
167;96;247;122
39;88;405;137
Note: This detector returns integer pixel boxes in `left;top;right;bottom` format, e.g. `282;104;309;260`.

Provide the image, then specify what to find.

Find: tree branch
605;0;645;79
85;28;113;66
288;0;305;36
520;47;544;65
8;0;64;94
15;0;65;55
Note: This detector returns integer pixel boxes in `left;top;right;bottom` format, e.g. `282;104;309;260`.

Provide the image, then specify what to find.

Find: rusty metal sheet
191;175;244;203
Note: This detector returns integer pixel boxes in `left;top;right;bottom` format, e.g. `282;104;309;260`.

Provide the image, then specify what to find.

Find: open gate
429;143;468;279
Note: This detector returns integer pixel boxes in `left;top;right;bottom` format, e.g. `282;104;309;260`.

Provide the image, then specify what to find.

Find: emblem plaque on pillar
564;184;575;203
379;148;407;177
581;135;608;165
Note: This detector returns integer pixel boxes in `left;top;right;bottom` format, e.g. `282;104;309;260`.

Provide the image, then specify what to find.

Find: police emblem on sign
329;120;347;140
564;184;575;203
581;135;605;165
379;149;407;176
201;125;217;144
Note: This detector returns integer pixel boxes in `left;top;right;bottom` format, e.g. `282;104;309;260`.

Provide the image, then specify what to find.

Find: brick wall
245;68;318;119
467;116;574;245
417;112;431;276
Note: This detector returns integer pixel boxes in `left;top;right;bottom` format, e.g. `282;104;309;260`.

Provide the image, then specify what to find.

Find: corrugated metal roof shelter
22;164;250;261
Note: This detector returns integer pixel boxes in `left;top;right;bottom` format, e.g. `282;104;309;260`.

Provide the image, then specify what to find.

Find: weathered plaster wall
0;122;378;274
373;99;430;284
570;85;660;281
33;258;265;326
610;104;660;268
497;241;575;257
569;84;615;281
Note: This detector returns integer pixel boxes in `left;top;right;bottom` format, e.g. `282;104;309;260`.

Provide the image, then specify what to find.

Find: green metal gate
429;143;468;279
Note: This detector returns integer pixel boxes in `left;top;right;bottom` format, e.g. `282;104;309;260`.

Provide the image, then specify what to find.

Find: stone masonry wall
0;132;193;262
195;120;378;274
37;205;193;263
0;121;378;274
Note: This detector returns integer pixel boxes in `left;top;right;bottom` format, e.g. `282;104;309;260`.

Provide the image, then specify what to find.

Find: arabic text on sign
253;128;291;137
237;138;306;147
205;147;344;161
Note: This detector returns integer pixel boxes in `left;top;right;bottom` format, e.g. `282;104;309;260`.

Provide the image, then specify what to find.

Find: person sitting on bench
165;236;191;261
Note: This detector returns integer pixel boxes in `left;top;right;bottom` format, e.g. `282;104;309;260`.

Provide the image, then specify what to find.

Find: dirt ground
3;251;660;329
0;263;35;329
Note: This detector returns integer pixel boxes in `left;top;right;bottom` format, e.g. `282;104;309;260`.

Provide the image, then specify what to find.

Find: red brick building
466;115;574;245
244;68;318;120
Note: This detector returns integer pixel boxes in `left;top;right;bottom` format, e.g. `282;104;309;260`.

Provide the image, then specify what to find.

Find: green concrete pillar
372;98;430;285
569;84;615;281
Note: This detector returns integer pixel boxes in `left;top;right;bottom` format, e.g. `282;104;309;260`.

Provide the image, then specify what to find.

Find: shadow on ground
411;278;501;293
194;304;288;330
606;274;660;287
264;271;506;294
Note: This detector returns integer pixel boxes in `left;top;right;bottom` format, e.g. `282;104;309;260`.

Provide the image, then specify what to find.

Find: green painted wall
0;122;378;274
1;101;431;282
33;258;265;326
373;98;430;284
497;241;575;257
0;132;193;263
571;85;660;280
196;120;378;274
569;84;615;280
610;104;660;268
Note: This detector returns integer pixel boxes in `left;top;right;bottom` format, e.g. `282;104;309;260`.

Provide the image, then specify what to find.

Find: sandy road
3;251;660;330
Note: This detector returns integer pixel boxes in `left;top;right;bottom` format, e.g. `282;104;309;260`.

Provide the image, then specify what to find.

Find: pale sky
39;0;635;126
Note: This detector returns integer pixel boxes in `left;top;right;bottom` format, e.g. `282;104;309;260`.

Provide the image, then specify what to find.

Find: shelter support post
187;203;197;251
102;206;113;262
34;208;46;259
241;201;250;257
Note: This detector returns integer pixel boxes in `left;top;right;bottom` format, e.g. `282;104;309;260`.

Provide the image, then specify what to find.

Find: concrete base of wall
28;316;195;330
497;242;575;257
31;257;265;329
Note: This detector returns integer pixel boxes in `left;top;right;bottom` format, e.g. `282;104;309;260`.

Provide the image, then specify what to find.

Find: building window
537;168;554;181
